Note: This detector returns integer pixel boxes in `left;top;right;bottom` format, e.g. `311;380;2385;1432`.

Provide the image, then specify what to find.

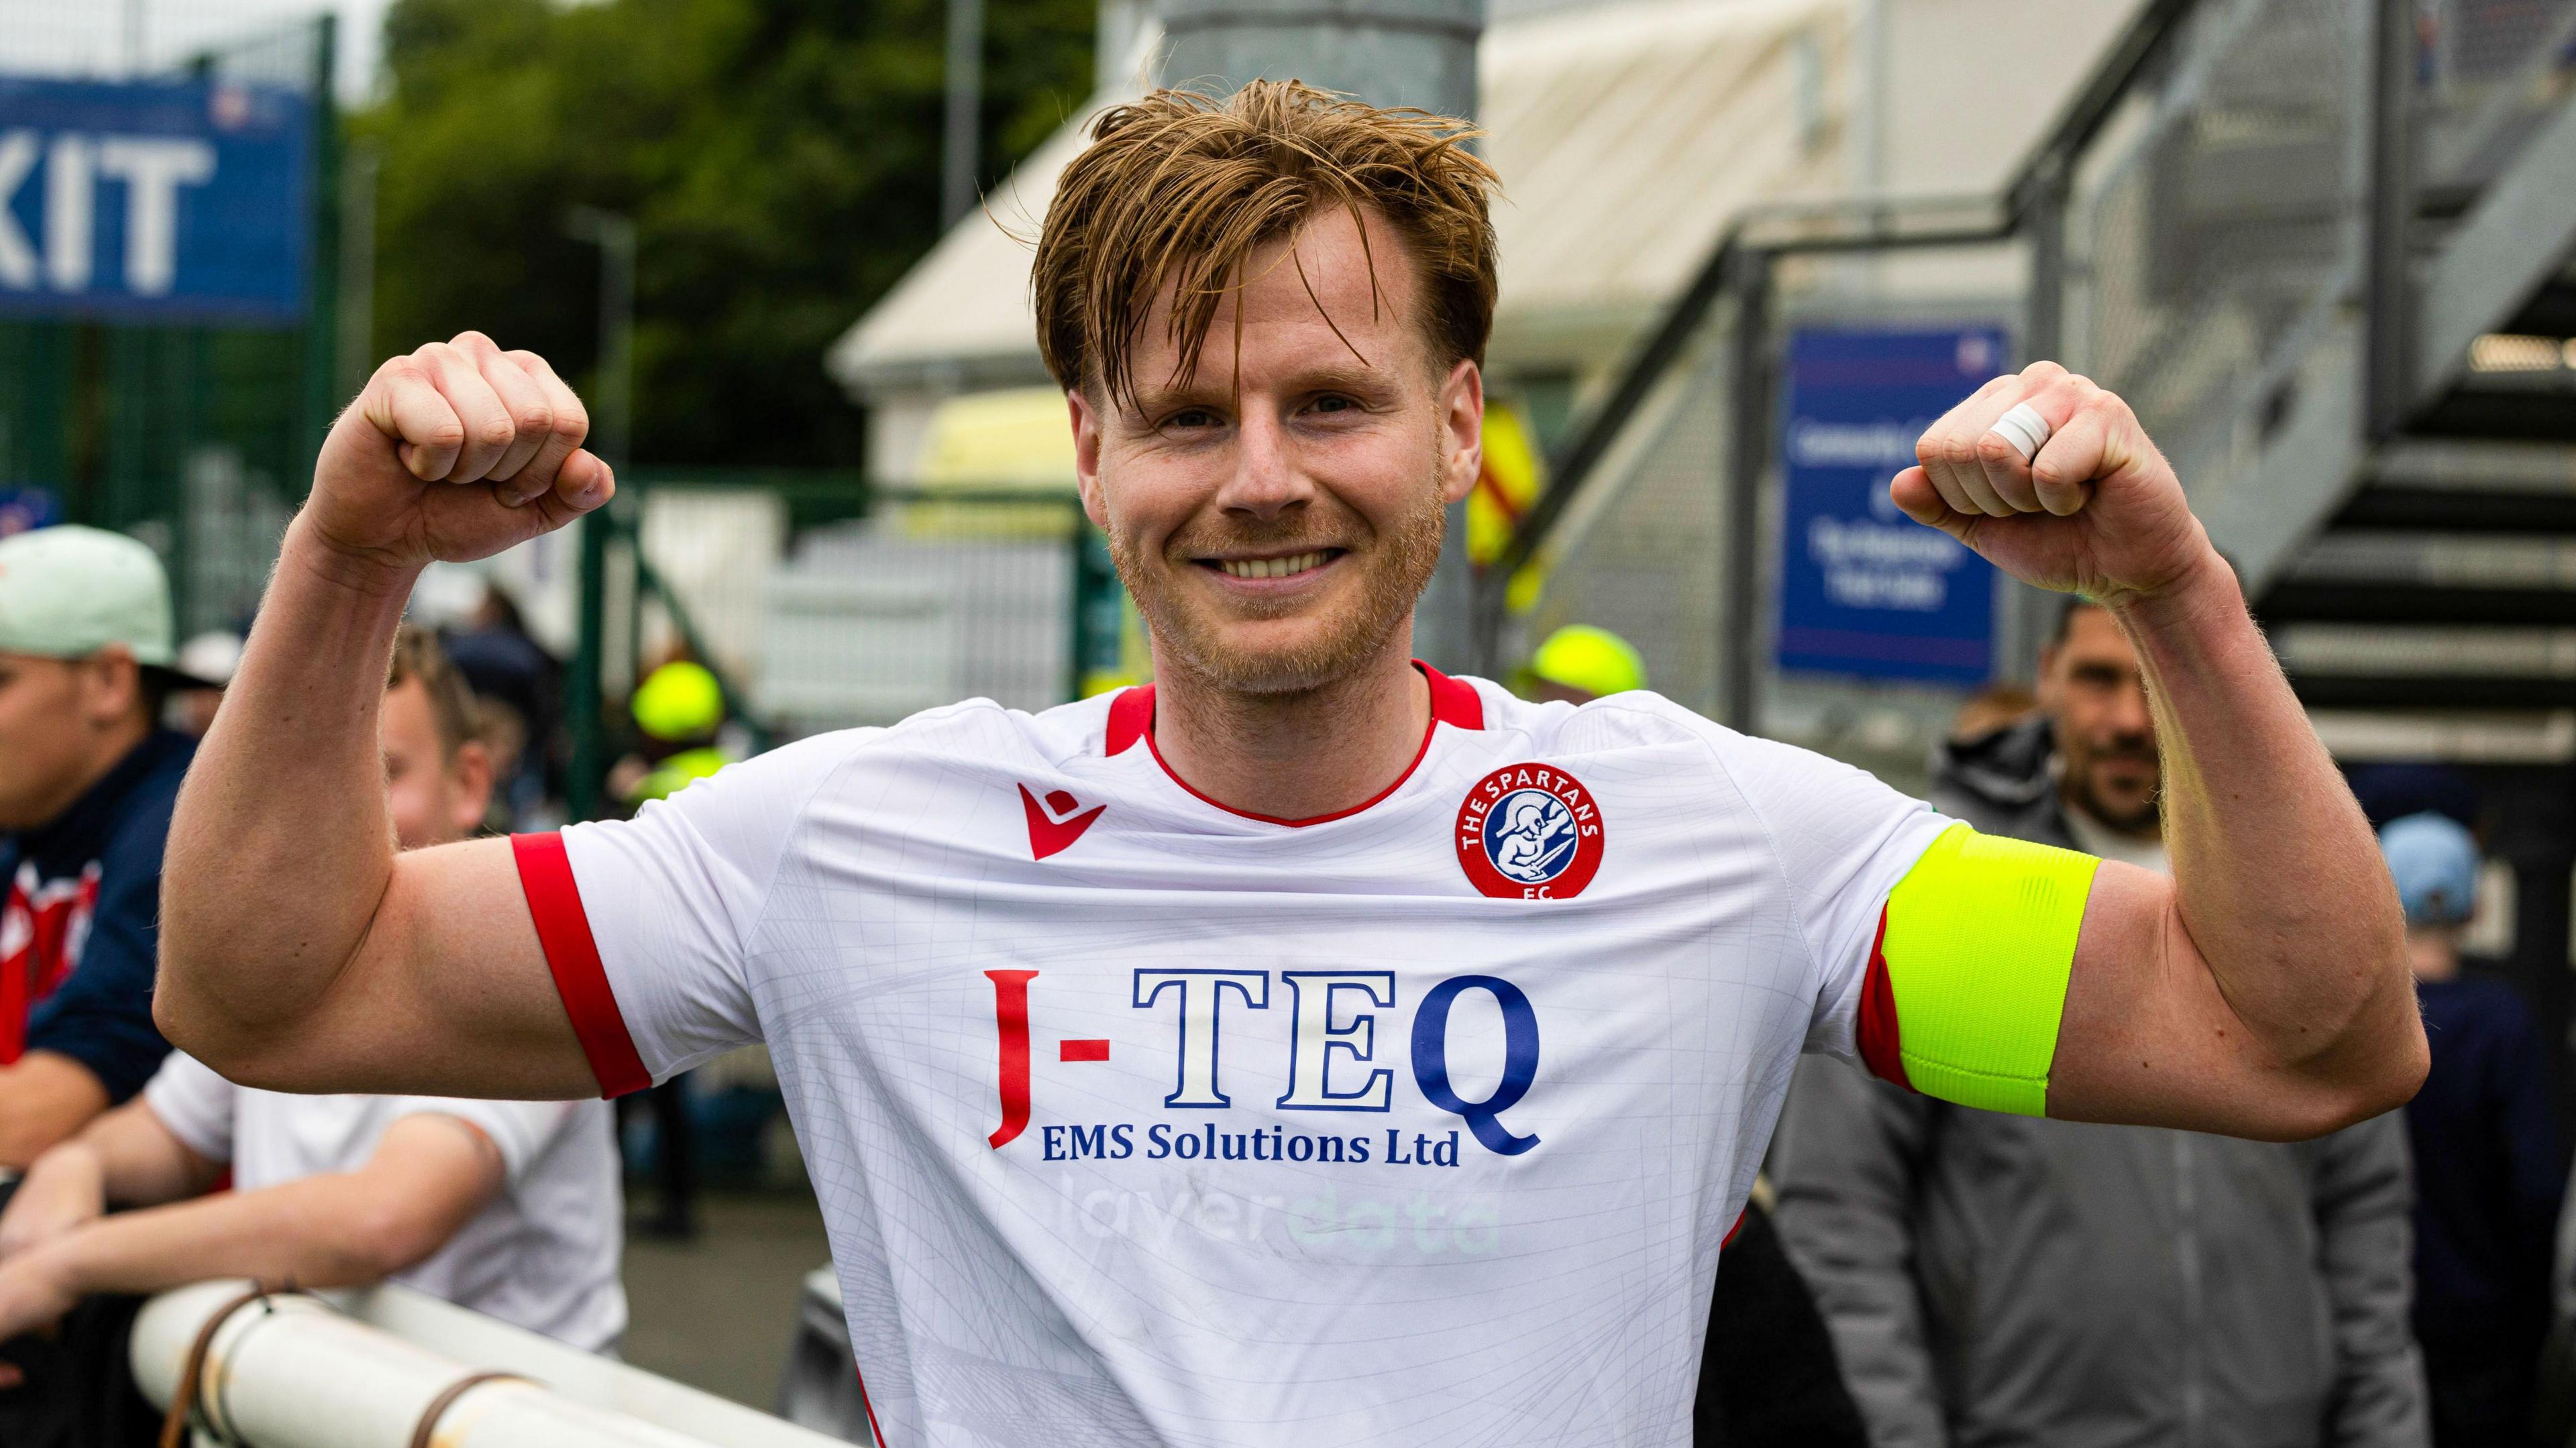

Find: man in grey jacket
1772;599;2428;1447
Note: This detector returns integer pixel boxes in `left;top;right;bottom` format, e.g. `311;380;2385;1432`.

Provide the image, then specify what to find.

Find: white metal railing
133;1280;855;1448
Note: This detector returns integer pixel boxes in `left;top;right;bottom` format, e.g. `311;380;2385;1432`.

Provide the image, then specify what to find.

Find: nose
1213;407;1311;522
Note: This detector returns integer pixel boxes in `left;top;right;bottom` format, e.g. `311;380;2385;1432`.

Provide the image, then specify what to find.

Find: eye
1161;406;1222;432
1308;394;1357;414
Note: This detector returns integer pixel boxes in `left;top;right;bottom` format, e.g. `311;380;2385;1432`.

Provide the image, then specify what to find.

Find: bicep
2047;860;2356;1139
221;837;595;1101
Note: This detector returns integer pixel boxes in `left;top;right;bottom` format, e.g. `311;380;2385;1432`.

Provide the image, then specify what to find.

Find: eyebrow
1125;361;1401;420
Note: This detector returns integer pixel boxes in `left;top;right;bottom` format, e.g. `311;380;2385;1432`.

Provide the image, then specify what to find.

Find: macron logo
1019;784;1106;861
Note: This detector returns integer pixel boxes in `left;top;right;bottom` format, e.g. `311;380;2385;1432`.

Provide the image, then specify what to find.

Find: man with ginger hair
157;82;2423;1445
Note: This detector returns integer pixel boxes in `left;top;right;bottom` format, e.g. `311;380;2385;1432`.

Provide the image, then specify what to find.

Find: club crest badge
1456;764;1604;900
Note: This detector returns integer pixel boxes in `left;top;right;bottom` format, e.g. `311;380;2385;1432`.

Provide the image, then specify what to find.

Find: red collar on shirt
1104;661;1485;827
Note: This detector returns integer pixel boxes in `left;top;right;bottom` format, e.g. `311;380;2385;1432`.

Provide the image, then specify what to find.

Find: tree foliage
358;0;1093;466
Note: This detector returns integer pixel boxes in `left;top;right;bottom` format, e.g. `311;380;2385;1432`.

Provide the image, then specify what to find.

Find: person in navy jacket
0;526;205;1168
2382;810;2562;1445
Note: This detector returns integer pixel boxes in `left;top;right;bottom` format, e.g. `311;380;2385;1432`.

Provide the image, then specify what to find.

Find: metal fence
0;9;340;637
1507;325;1737;720
560;480;1130;814
2069;0;2365;486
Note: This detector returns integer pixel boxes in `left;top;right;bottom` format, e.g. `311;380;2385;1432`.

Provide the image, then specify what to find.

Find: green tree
358;0;1093;467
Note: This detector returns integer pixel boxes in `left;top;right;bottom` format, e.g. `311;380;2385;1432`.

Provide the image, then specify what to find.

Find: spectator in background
1505;627;1867;1447
0;627;625;1374
611;658;735;808
166;630;241;738
2380;812;2560;1445
1517;624;1648;705
0;527;202;1169
1947;681;2034;742
440;579;563;829
1772;597;2428;1448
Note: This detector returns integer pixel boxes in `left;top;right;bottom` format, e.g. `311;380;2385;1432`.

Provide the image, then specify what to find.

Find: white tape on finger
1988;402;2052;463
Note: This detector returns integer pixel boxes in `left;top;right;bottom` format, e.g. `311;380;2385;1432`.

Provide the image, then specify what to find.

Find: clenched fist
305;331;614;576
1896;361;2218;606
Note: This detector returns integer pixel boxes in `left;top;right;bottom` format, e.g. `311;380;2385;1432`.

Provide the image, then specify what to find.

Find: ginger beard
1106;451;1449;695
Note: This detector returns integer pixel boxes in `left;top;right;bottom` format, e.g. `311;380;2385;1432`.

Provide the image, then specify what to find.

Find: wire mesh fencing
0;6;340;637
1505;336;1735;720
608;483;1125;745
2065;0;2367;494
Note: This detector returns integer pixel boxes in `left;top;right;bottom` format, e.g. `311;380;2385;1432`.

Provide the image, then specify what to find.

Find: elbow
2354;1010;2432;1121
2269;993;2430;1142
150;977;252;1081
336;1196;456;1284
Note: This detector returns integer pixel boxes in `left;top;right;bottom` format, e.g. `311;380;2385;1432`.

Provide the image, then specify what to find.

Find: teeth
1220;551;1326;579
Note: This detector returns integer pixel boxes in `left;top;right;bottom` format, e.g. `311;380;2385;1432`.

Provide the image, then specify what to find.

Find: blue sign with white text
1775;327;2006;684
0;75;311;325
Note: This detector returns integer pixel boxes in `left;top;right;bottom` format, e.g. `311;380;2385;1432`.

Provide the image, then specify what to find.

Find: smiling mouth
1201;549;1342;580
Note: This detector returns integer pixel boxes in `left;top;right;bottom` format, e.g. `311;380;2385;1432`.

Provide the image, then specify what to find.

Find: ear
1438;359;1485;507
1069;388;1110;530
447;740;495;834
81;647;144;730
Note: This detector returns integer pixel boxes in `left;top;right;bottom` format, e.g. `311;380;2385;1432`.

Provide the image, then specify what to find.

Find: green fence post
301;15;341;488
570;510;610;823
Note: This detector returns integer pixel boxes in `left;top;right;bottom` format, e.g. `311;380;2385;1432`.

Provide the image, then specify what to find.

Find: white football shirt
517;665;1951;1446
143;1051;628;1351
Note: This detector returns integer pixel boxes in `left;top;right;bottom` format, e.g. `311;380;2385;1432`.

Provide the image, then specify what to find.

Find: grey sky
0;0;394;102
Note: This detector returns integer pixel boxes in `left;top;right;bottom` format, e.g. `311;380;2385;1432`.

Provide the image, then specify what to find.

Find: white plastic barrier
133;1279;853;1448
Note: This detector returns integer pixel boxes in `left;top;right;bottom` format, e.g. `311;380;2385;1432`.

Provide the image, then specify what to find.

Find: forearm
0;1054;111;1170
42;1173;412;1300
160;520;418;1063
2112;552;2416;1086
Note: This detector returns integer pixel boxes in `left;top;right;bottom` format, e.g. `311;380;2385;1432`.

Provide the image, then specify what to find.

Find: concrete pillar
1155;0;1483;117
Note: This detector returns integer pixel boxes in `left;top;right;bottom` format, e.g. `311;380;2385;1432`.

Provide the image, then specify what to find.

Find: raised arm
156;333;614;1099
1894;364;2425;1141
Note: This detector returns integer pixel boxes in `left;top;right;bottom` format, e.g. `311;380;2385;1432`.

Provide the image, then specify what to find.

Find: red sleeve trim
1854;906;1914;1092
511;833;652;1099
1722;1207;1748;1248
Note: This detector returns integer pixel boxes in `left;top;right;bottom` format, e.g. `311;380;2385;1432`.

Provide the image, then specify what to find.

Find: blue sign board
0;75;312;325
1775;326;2007;685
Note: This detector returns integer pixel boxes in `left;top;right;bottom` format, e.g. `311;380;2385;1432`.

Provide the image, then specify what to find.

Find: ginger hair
1032;80;1501;409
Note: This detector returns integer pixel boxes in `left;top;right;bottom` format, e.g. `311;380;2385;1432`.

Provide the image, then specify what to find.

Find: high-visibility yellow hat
629;745;732;803
633;661;725;742
1527;625;1647;700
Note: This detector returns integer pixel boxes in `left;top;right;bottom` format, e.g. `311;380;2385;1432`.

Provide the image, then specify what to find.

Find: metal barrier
133;1279;852;1448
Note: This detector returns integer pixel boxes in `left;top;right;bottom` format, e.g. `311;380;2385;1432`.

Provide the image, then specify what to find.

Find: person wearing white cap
0;526;213;1171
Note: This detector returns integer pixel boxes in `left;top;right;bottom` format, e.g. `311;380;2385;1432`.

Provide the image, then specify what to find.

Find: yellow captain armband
1852;823;2102;1117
